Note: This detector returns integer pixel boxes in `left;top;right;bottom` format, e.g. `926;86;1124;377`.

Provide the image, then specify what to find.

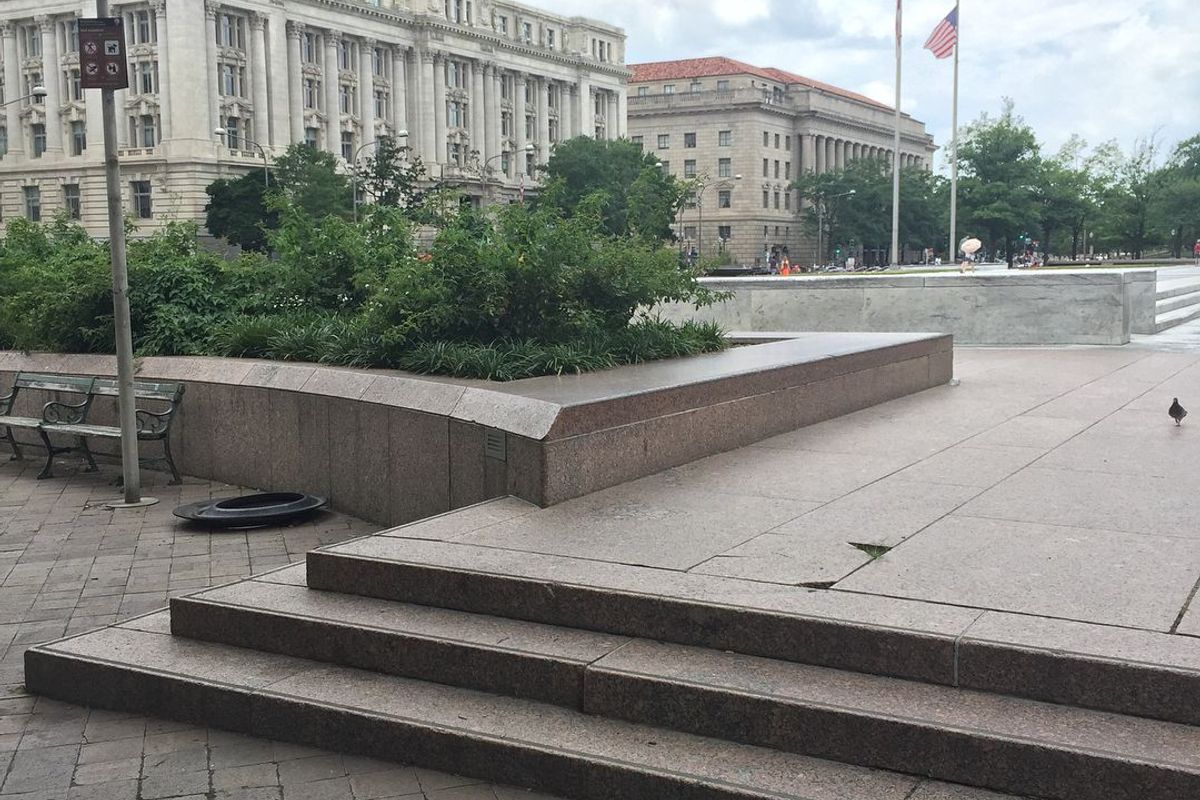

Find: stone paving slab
0;461;566;800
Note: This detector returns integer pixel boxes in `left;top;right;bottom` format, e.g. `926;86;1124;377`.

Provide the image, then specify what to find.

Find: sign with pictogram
78;18;128;90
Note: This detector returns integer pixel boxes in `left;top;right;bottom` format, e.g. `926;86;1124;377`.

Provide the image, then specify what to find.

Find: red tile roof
629;56;891;112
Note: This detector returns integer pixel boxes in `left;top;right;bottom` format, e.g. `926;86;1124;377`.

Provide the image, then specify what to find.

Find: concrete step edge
24;622;989;800
1154;303;1200;332
1156;291;1200;313
304;541;1200;727
1154;283;1200;301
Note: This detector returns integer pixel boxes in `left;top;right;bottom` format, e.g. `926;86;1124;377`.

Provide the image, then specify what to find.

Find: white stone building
628;57;937;265
0;0;628;237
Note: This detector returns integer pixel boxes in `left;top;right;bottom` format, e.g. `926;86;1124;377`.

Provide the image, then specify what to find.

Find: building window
683;132;696;148
447;60;465;89
500;110;511;136
304;127;319;148
546;29;555;49
718;224;732;239
302;33;317;63
522;22;533;43
372;47;384;76
663;84;675;95
136;10;154;44
32;124;46;157
785;162;791;179
630;135;643;150
762;158;768;177
448;100;464;129
718;190;731;208
304;79;319;110
66;20;79;53
762;190;769;209
28;73;44;104
549;118;558;142
658;160;669;174
132;180;152;218
689;81;701;94
775;134;781;149
495;15;508;34
338;41;352;71
70;121;86;155
683;159;696;178
683;225;697;240
139;115;157;147
374;90;386;117
774;160;780;179
23;25;41;58
0;127;7;157
716;80;730;92
220;64;243;97
23;186;41;221
785;135;791;150
763;131;769;147
339;84;350;113
718;157;731;178
69;69;83;101
637;86;648;97
446;0;472;24
784;193;791;210
216;13;243;49
63;184;81;219
341;131;353;160
225;117;240;150
657;134;669;149
137;61;158;95
525;115;533;140
718;130;731;147
774;191;780;209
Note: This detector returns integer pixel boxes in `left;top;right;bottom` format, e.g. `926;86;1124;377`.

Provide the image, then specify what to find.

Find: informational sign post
83;7;154;508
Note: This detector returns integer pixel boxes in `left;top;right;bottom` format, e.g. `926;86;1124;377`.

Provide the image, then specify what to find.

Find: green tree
271;143;353;220
203;169;277;252
353;134;431;214
539;136;685;241
956;100;1043;267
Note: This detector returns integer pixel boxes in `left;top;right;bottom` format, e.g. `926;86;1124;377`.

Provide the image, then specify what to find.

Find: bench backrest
13;373;97;395
91;378;185;404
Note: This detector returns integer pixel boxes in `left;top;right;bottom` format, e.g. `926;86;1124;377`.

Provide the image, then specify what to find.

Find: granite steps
24;533;1200;800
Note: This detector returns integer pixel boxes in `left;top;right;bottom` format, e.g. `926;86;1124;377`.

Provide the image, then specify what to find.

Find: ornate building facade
627;57;937;266
0;0;627;236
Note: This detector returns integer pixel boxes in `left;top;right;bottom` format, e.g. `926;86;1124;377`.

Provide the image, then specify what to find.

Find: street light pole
0;86;47;107
817;189;857;268
479;144;532;204
213;128;270;187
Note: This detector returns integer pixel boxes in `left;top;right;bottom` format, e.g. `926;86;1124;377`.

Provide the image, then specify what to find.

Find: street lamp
479;143;533;203
214;127;270;187
817;189;856;268
0;86;46;107
351;130;409;222
693;173;742;260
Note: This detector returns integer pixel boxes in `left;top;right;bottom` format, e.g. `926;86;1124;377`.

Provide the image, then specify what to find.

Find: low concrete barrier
0;333;951;526
661;270;1157;345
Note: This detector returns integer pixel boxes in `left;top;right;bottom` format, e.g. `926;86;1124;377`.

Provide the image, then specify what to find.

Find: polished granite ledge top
699;269;1158;290
0;331;950;441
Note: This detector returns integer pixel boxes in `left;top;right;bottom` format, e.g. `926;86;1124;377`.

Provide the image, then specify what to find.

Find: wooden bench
1;372;185;484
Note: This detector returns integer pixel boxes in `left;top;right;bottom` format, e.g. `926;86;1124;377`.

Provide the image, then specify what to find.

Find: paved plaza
6;317;1200;798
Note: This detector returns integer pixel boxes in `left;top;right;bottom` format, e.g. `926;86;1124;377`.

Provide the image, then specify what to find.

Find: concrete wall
0;334;951;525
660;270;1158;345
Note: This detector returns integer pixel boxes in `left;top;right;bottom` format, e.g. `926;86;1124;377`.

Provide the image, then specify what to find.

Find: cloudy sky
539;0;1198;168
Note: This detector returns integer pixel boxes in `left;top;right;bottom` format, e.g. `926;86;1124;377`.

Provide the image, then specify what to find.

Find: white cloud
538;0;1198;161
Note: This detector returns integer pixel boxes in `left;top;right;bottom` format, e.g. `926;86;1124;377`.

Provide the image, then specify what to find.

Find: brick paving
0;459;556;800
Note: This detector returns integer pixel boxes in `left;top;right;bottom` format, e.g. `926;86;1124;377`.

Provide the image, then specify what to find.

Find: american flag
924;6;958;59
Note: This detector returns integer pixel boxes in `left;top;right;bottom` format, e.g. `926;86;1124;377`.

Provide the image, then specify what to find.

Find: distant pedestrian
1193;240;1200;266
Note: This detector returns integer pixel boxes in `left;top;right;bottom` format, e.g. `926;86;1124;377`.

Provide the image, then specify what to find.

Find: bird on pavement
1169;398;1187;426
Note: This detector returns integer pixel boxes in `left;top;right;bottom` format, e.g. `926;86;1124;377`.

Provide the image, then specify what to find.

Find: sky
538;0;1199;170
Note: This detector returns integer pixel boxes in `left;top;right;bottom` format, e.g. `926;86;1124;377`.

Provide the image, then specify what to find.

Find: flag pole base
105;497;160;510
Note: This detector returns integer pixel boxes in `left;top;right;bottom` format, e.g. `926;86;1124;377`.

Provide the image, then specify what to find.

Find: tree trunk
1071;228;1080;260
1005;235;1014;268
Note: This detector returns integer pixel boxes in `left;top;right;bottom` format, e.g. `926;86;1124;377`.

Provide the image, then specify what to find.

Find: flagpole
891;0;903;267
949;0;960;263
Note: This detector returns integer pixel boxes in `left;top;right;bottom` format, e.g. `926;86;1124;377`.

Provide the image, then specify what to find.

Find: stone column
482;63;497;162
562;84;575;140
814;136;824;173
205;2;219;146
151;0;171;141
418;49;435;163
266;12;289;146
359;39;375;148
834;139;844;171
286;23;304;144
606;90;617;140
432;52;446;165
1;24;24;158
250;13;269;147
513;72;527;174
616;87;627;138
577;76;590;136
535;76;549;160
37;16;63;153
391;47;408;138
824;138;836;173
324;32;341;155
471;59;485;157
801;134;814;173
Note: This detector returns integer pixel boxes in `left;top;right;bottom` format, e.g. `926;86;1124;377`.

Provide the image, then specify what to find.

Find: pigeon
1169;398;1187;426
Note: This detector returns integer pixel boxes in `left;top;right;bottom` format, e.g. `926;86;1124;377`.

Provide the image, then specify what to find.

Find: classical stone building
628;57;937;265
0;0;627;237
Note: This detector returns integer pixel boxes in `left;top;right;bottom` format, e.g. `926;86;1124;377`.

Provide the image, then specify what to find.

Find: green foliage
271;143;353;220
539;137;686;241
203;169;277;251
354;134;433;218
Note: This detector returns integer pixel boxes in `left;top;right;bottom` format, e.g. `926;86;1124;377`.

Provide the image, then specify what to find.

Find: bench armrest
42;398;92;425
0;390;12;416
135;408;175;435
